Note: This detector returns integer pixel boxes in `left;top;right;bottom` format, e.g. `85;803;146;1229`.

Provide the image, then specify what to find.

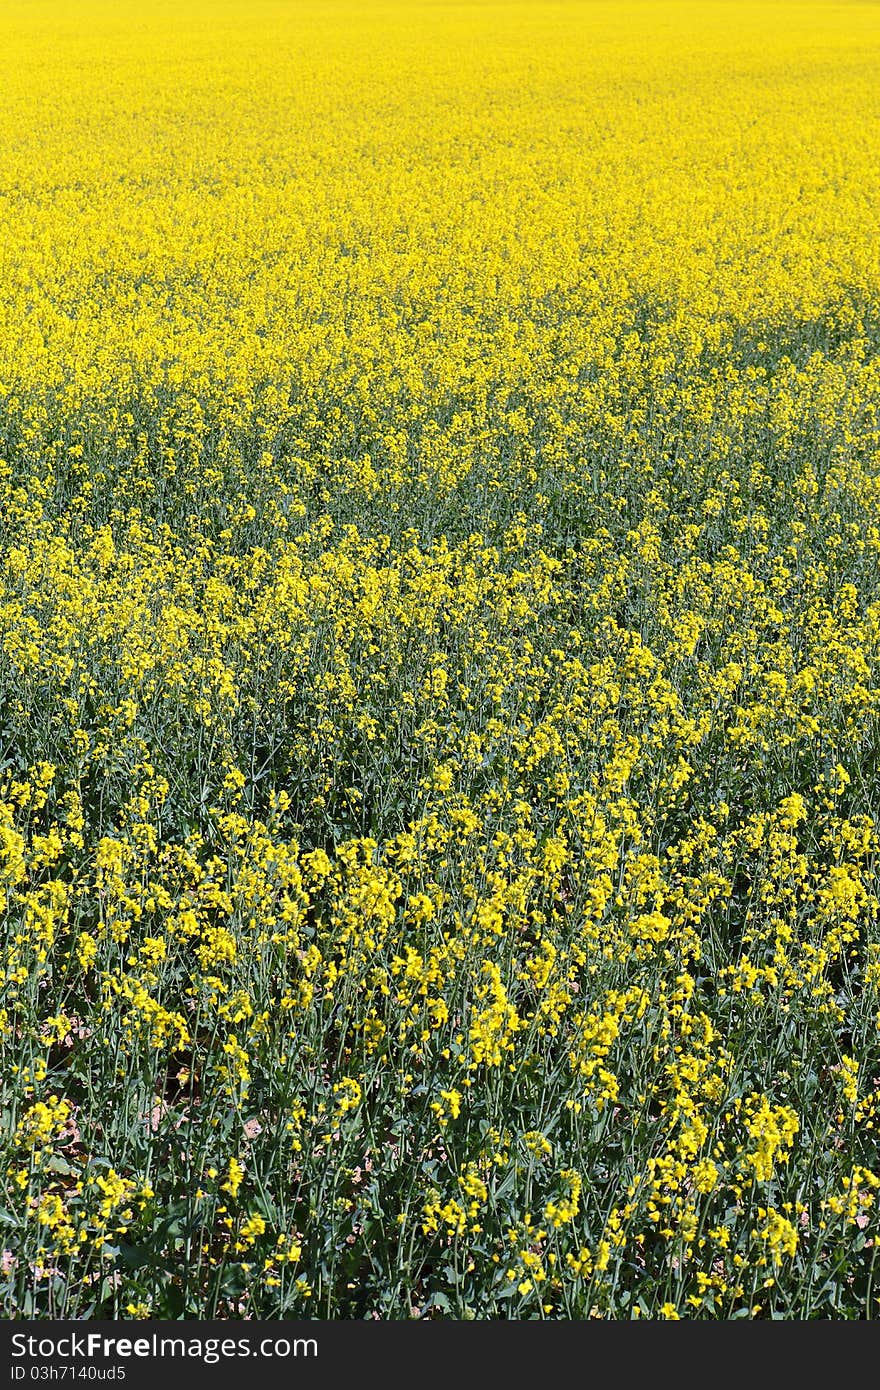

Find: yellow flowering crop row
1;0;880;1317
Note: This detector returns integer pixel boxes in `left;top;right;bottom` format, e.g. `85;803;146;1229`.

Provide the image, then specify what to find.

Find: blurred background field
2;0;880;1317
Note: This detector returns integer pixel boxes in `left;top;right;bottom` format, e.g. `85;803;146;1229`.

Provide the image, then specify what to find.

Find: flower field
2;0;880;1319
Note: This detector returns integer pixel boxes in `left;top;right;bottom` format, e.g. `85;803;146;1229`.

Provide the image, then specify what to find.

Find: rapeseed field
2;0;880;1318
